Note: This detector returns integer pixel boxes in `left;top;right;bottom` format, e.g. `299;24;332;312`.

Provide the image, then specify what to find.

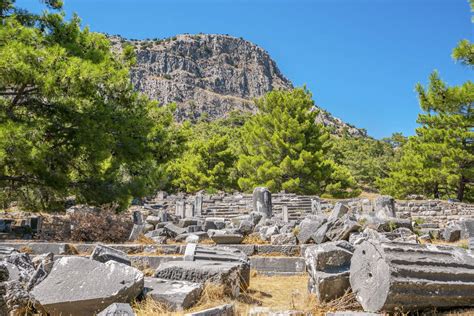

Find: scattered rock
31;257;144;315
144;277;203;311
91;244;131;266
97;303;135;316
211;233;244;244
184;303;234;316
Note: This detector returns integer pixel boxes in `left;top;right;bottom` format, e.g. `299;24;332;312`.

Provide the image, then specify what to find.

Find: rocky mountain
110;34;366;137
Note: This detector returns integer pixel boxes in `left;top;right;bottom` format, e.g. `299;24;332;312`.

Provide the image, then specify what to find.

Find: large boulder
31;257;144;316
211;234;244;244
144;277;203;311
155;261;244;297
325;214;360;242
296;216;327;244
304;241;354;302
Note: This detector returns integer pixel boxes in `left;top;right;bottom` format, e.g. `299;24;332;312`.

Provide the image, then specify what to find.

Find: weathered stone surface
31;257;144;315
144;277;202;311
113;34;365;137
297;216;327;244
164;223;187;237
97;303;135;316
373;196;396;219
309;270;350;302
305;241;353;302
350;240;474;312
185;244;250;290
328;203;349;223
250;257;305;275
4;253;34;283
253;187;272;218
271;233;297;245
211;234;243;244
442;224;461;242
128;224;145;241
155;261;243;297
145;215;161;226
304;241;353;274
184;303;234;316
27;252;54;290
325;214;360;241
91;244;131;266
238;220;254;235
256;245;299;256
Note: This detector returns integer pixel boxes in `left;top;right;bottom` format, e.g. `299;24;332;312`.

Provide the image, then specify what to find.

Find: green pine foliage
0;1;179;210
165;112;247;193
329;135;397;190
236;88;360;197
379;50;473;201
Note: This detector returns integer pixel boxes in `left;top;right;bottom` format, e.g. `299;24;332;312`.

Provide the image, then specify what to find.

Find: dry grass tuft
19;246;33;254
242;234;269;245
420;238;469;249
142;267;156;277
134;298;173;316
313;290;362;315
136;235;156;245
199;238;215;245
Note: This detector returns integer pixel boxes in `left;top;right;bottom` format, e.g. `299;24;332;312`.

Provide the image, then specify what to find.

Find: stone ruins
0;188;473;315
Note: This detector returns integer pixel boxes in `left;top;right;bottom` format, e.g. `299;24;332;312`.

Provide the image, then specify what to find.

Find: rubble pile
0;187;473;315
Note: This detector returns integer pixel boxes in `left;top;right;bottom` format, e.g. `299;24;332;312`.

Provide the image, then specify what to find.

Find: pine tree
0;1;178;210
379;43;473;201
237;88;359;197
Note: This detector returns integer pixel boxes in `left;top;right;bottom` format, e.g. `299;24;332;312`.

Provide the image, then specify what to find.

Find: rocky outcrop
110;34;366;137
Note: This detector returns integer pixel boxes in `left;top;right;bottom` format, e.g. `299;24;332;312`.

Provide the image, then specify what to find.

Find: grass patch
242;234;269;245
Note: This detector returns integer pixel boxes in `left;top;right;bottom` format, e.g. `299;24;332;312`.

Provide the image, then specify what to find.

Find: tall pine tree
380;38;473;201
237;88;359;197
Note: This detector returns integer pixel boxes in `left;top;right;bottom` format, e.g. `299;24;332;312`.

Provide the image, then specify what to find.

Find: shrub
70;207;132;242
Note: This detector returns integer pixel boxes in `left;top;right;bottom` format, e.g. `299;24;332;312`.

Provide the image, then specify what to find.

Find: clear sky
18;0;473;139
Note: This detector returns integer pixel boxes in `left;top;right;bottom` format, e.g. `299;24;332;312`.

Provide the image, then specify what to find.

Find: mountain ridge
110;33;367;137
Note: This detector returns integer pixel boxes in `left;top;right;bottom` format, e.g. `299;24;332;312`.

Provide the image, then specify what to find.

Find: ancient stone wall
148;192;474;227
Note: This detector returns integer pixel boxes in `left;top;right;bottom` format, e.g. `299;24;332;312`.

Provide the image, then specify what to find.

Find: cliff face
111;34;366;136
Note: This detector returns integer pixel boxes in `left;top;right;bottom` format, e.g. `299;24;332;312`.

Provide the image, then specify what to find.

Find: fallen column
350;240;474;313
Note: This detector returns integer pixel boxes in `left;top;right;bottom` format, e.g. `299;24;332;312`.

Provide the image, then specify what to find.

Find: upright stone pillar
373;195;396;218
282;205;289;223
175;200;185;218
311;197;321;215
350;240;474;312
252;187;272;218
194;193;203;217
185;203;194;218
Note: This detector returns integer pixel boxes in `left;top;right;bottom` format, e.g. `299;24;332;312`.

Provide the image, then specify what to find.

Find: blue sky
18;0;473;138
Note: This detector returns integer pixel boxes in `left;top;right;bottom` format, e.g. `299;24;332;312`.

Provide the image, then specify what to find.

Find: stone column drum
350;240;474;312
252;187;272;219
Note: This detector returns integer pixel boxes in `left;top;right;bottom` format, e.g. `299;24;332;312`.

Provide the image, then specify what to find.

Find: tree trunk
433;183;440;199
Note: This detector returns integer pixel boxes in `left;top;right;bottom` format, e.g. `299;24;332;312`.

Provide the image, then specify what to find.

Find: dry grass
256;252;293;257
312;290;362;316
199;238;215;245
420;238;469;249
134;298;172;316
19;246;33;254
136;235;156;245
133;273;474;315
242;234;269;245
